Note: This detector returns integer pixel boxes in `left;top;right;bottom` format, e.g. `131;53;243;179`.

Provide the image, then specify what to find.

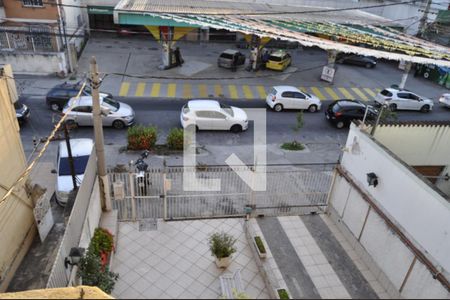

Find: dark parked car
336;53;377;68
15;101;30;125
325;99;378;129
46;82;113;111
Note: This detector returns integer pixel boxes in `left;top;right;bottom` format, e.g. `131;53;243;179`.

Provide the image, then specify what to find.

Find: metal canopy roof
114;0;450;67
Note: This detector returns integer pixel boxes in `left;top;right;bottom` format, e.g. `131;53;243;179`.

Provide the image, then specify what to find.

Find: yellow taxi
265;50;292;71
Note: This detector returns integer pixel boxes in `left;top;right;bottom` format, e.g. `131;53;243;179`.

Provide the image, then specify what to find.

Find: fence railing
0;25;59;52
109;163;335;221
46;149;98;288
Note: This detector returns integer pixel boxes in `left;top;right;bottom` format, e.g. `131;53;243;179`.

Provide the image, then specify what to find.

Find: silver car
63;96;135;129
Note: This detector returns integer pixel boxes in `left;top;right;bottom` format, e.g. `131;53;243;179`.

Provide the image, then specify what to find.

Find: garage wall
0;52;67;75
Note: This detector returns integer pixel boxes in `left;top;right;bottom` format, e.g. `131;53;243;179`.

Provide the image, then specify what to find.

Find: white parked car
266;86;322;112
180;100;248;133
439;94;450;108
55;138;94;206
375;88;434;112
63;96;135;129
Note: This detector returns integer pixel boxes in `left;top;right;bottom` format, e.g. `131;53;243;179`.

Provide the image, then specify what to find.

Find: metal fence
46;150;97;288
109;163;335;221
0;25;58;52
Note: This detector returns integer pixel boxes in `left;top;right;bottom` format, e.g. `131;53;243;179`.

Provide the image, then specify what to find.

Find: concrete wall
373;124;450;196
3;0;58;20
0;65;35;292
0;52;67;75
327;124;450;298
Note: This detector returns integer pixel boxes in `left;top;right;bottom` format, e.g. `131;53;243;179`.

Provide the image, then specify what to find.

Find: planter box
276;288;290;299
215;256;232;268
253;236;267;259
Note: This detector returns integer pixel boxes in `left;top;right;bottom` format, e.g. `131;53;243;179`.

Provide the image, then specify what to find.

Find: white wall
341;124;450;274
62;0;87;54
0;52;67;75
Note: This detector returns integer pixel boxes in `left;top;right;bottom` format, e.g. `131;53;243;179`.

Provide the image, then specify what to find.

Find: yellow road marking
167;83;176;98
119;82;130;97
135;82;146;97
311;87;326;100
242;85;254;99
324;87;340;100
150;83;160;97
364;88;377;98
182;84;192;99
351;88;369;101
228;85;238;99
199;84;208;98
214;84;223;97
257;86;267;99
338;88;355;99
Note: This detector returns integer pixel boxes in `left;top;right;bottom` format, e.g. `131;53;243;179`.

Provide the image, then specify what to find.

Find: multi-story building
0;0;88;75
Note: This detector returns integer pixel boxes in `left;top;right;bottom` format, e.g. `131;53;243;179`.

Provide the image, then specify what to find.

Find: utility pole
417;0;432;38
64;124;77;189
90;57;111;211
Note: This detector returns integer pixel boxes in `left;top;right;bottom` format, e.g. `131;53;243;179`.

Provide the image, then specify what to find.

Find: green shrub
208;232;237;259
127;125;157;150
277;289;290;299
281;141;304;151
166;128;184;150
254;236;266;254
77;249;119;294
89;228;114;256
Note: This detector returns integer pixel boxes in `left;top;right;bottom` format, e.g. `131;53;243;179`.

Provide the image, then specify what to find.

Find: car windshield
182;104;190;114
269;56;282;62
58;155;90;176
269;88;277;95
83;86;92;94
332;103;342;113
220;103;234;117
102;97;120;112
220;53;233;59
301;91;311;98
380;90;393;97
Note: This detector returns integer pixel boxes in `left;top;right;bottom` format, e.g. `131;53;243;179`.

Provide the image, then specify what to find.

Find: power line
0;80;87;207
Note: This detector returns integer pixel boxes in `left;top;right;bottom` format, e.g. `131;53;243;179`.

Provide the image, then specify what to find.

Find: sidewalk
15;35;450;101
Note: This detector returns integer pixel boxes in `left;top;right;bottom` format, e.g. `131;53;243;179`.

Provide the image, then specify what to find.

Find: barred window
22;0;43;6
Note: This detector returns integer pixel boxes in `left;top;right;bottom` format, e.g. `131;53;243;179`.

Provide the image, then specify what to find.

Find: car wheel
423;72;430;79
230;124;242;133
389;104;397;112
65;119;77;128
308;105;318;113
274;104;283;112
365;63;373;69
51;103;61;111
336;121;345;129
420;105;430;113
113;120;125;129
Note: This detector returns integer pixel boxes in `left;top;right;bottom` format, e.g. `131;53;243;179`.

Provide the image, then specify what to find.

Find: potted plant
276;288;290;299
253;236;267;259
208;232;237;268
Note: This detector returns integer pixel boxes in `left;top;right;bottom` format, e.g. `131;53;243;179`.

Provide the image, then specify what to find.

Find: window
210;111;226;119
73;106;92;113
397;93;409;99
380;90;393;97
269;55;282;62
58;155;90;176
293;92;306;99
281;91;294;98
220;53;233;60
22;0;43;6
196;111;215;118
102;97;120;112
50;89;69;97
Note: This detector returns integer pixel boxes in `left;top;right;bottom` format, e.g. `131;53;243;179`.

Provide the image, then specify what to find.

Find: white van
55;138;94;206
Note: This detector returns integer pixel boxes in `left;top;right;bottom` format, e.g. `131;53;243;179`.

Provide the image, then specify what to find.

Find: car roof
222;49;239;55
187;100;220;110
333;99;365;107
270;50;287;57
52;82;80;90
67;96;107;106
272;86;300;93
58;138;93;157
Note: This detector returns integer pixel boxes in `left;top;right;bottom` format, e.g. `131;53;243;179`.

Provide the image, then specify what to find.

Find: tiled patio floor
112;218;270;299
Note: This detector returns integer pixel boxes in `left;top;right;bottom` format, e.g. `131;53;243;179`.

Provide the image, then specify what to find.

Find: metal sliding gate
108;164;335;221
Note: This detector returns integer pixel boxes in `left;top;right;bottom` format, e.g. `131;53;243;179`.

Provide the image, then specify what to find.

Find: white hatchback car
439;94;450;108
375;88;434;112
180;100;248;133
266;86;322;112
55;138;93;206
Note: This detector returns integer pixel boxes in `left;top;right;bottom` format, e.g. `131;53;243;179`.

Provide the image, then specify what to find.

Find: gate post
162;161;168;221
129;171;136;221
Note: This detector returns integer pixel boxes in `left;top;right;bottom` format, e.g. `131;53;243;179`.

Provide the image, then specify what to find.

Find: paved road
19;96;450;163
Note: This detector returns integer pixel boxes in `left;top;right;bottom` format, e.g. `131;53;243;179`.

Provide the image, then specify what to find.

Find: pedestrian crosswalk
118;81;381;101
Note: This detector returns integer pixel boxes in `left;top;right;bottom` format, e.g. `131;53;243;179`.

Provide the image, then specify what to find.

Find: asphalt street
19;96;450;163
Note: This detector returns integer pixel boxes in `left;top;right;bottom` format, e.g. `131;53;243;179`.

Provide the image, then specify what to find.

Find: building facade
0;65;35;292
0;0;88;75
